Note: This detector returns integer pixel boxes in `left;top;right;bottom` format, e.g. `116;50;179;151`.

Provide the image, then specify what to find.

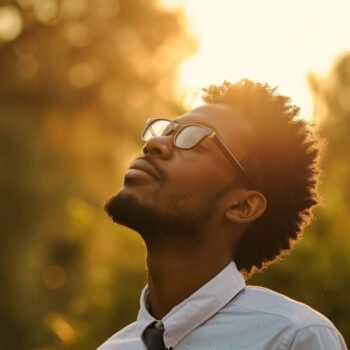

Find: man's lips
126;158;161;180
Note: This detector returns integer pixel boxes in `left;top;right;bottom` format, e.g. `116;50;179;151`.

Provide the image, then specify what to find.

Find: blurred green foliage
0;0;194;349
250;53;350;345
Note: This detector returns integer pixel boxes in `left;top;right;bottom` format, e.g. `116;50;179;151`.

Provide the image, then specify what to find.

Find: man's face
104;103;252;246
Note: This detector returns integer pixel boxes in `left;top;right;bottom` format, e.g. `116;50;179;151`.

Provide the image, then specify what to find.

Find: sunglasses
142;118;256;189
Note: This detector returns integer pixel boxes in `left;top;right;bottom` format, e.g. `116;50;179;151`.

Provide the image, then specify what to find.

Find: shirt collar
136;261;246;349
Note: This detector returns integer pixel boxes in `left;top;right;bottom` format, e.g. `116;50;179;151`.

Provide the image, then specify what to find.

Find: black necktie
142;322;166;350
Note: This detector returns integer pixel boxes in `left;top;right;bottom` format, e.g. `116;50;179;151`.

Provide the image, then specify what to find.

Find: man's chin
104;189;159;235
104;190;137;226
103;187;211;247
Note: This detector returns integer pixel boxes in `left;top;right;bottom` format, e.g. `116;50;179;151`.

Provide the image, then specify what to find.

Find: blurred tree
250;52;350;345
0;0;195;349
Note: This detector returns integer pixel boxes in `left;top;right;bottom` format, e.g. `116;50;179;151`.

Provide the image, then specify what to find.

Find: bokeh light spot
46;313;77;344
42;265;66;289
0;6;23;42
69;62;96;88
33;0;58;24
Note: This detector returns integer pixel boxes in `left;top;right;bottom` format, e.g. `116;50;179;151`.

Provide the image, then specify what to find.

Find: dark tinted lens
142;119;173;141
175;125;209;149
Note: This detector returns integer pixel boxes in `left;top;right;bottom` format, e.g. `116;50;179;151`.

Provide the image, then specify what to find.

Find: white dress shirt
98;261;347;350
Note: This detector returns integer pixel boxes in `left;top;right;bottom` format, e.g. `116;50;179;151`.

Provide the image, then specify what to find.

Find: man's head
104;79;324;278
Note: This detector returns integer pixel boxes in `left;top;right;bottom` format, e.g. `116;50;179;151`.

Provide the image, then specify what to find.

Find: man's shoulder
97;321;138;349
233;285;335;330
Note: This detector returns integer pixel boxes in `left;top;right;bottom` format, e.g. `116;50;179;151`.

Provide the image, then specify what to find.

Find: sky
160;0;350;121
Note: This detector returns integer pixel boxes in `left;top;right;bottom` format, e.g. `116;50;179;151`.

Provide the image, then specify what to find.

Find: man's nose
142;135;173;159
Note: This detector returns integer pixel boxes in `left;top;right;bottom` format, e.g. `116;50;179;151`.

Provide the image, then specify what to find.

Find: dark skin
122;103;267;320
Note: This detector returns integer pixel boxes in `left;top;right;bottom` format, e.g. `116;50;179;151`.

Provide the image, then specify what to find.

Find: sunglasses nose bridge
142;130;175;159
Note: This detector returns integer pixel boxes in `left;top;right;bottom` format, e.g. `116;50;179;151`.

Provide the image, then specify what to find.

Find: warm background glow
161;0;350;120
1;1;350;348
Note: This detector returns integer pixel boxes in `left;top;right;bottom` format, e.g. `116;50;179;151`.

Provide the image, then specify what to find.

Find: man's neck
146;248;233;320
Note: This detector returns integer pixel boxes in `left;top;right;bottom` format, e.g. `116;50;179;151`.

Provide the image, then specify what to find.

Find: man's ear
225;190;267;224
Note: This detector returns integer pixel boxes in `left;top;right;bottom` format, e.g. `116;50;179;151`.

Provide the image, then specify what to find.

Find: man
99;80;347;349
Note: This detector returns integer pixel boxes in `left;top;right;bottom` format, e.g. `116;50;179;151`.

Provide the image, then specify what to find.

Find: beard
104;180;237;250
104;188;217;249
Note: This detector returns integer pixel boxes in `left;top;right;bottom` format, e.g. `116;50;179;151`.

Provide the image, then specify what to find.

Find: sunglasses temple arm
213;136;255;188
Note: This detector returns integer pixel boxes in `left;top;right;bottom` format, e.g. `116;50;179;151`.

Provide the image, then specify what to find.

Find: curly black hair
202;79;325;279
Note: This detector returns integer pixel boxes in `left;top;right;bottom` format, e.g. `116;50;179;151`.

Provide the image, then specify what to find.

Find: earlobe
225;191;267;224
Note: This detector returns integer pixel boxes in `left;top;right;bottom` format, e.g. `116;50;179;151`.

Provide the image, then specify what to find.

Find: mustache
136;154;167;181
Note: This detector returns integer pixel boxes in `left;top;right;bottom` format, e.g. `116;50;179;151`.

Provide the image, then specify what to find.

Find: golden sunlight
160;0;350;120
